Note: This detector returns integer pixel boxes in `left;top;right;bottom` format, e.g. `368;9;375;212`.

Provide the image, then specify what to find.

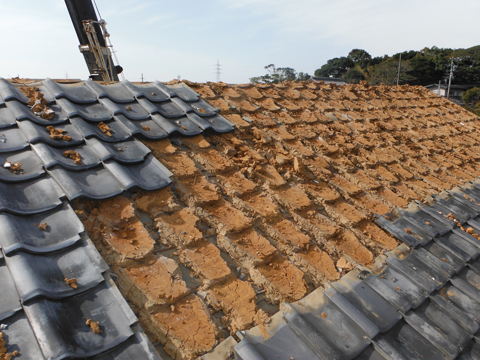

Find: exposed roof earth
1;77;480;360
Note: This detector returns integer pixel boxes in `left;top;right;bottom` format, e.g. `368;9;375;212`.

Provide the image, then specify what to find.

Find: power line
214;59;222;82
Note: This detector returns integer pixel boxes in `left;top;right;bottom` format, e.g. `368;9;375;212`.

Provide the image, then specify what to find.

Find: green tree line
314;46;480;86
249;46;480;86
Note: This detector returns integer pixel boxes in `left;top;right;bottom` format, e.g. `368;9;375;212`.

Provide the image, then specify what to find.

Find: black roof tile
85;79;135;103
0;148;45;182
371;320;446;360
0;258;22;321
167;83;199;102
176;98;218;117
0;176;64;214
138;97;186;118
86;137;150;163
18;120;84;147
0;105;17;128
1;312;45;359
23;281;136;359
0;78;29;104
103;154;172;191
70;117;131;142
90;330;162;360
331;272;402;333
188;113;235;133
6;100;69;125
56;98;113;122
0;200;83;255
153;81;176;98
5;239;107;302
42;78;98;104
151;113;203;136
0;127;29;153
48;165;124;200
100;98;150;120
113;115;168;140
123;80;170;102
32;142;101;171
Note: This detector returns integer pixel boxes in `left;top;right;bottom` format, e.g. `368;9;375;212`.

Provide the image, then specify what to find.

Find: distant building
312;76;347;86
425;84;473;99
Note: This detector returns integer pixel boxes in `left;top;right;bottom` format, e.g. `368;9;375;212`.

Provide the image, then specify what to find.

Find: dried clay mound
75;81;480;360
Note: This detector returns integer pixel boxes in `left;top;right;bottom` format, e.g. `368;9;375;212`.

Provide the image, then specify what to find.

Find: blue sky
1;0;479;84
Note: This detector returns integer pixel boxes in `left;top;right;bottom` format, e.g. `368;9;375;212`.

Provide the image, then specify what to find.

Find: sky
1;0;479;84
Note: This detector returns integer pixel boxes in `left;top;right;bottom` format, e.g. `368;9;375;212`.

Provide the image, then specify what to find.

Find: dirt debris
38;222;48;231
86;319;101;334
46;126;71;141
64;277;77;289
4;162;23;174
97;122;112;137
63;150;82;165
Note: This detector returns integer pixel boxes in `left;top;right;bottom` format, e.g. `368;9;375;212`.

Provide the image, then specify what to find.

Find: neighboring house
425;83;473;99
312;76;347;85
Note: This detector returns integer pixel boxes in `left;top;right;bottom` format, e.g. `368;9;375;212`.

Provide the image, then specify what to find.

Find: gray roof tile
6;100;69;125
56;98;113;122
0;105;17;128
85;79;135;103
0;312;45;359
0;258;22;320
138;97;186;118
123;80;170;102
32;142;102;170
70;117;131;142
167;83;199;102
18;120;84;147
151;113;203;136
5;239;107;302
114;115;168;140
23;281;135;359
48;165;124;200
0;200;83;254
0;176;64;214
100;98;150;120
0;126;29;153
0;78;29;104
42;78;97;104
0;148;45;182
86;137;150;163
103;154;172;190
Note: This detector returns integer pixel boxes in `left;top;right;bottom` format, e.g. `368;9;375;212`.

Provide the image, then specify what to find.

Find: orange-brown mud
71;80;480;359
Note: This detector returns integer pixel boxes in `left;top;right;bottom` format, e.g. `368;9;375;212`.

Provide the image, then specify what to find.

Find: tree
407;56;443;85
343;68;366;84
314;57;354;78
462;87;480;116
250;65;309;84
369;58;413;86
348;49;372;68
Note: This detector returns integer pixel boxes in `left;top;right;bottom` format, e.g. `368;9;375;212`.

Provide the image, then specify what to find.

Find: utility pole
396;53;402;86
214;60;222;82
447;58;454;99
141;73;144;83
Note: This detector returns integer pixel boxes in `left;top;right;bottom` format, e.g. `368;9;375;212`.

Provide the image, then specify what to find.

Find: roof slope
75;80;480;359
0;78;234;359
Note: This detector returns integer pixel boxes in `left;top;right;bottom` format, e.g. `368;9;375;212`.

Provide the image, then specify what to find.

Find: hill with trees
249;46;480;87
314;46;480;86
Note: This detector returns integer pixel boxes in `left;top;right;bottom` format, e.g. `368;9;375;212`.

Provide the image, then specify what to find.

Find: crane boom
65;0;121;81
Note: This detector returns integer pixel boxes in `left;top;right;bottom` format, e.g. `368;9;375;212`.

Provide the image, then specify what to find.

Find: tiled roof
230;184;480;360
0;78;233;359
72;80;480;359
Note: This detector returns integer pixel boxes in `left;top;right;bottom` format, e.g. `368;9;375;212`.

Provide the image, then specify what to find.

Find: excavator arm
65;0;121;81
